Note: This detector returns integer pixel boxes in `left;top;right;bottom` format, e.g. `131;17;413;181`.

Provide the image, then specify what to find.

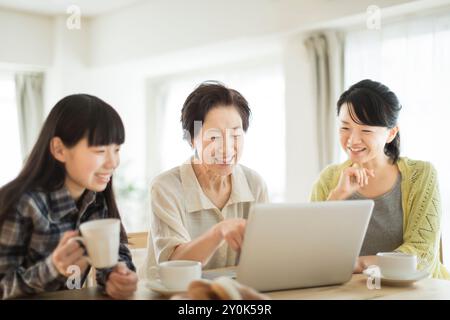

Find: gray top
348;174;403;256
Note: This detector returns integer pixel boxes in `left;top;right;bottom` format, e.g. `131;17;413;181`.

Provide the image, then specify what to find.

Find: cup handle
149;266;160;281
68;236;93;266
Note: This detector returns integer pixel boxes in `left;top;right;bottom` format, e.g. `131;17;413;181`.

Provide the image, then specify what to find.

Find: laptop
234;200;374;292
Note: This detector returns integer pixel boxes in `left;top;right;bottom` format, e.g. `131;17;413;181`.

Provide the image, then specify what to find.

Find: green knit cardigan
310;157;449;280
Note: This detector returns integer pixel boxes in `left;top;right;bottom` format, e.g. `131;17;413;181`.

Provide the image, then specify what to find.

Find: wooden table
25;271;450;300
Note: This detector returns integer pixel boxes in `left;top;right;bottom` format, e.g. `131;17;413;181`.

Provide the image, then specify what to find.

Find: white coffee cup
69;219;120;269
149;260;202;290
376;252;417;279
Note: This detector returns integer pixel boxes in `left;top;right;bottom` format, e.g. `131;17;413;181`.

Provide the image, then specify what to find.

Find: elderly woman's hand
214;218;246;252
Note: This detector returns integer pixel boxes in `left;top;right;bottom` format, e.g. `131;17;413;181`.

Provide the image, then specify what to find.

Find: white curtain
305;32;344;169
15;73;45;160
344;12;450;264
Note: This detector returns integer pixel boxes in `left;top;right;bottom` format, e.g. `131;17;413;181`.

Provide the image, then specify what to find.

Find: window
152;62;286;201
344;12;450;263
0;75;21;187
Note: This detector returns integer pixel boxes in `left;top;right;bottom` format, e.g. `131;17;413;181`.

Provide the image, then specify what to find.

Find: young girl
311;79;449;279
0;94;138;299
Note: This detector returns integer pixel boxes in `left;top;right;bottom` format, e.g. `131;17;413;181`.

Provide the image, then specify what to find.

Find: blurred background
0;0;449;265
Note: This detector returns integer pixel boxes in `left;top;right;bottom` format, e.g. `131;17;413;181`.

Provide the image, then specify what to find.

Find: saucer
144;279;186;296
363;267;430;286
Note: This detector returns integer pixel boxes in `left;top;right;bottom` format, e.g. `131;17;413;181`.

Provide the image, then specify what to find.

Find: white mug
149;260;202;290
69;218;120;269
376;252;417;279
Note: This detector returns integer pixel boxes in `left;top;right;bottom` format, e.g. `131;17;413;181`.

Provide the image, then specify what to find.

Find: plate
363;267;430;286
144;279;186;296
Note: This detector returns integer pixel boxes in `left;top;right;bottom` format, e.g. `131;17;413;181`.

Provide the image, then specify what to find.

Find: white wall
0;9;53;66
88;0;413;67
87;67;147;189
44;16;91;111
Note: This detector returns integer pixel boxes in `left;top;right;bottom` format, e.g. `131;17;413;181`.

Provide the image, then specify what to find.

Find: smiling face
338;103;398;165
51;137;121;198
192;106;244;176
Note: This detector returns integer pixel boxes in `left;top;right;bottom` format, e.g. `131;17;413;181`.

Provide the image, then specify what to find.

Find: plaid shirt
0;186;135;299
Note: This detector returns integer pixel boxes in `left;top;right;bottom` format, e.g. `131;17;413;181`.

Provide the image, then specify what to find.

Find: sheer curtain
344;12;450;263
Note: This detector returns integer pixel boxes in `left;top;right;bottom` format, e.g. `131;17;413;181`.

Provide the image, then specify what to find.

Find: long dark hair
0;94;128;241
337;79;402;164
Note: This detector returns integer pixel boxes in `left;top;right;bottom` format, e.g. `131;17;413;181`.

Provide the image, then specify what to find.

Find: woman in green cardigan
310;79;449;279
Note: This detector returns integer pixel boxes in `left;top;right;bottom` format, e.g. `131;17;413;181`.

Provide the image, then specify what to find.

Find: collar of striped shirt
47;186;97;223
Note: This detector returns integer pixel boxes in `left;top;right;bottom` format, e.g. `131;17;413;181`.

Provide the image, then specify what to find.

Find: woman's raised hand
328;164;375;200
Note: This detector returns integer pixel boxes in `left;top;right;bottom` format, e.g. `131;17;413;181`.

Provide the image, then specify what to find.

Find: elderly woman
144;81;269;273
311;79;449;279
